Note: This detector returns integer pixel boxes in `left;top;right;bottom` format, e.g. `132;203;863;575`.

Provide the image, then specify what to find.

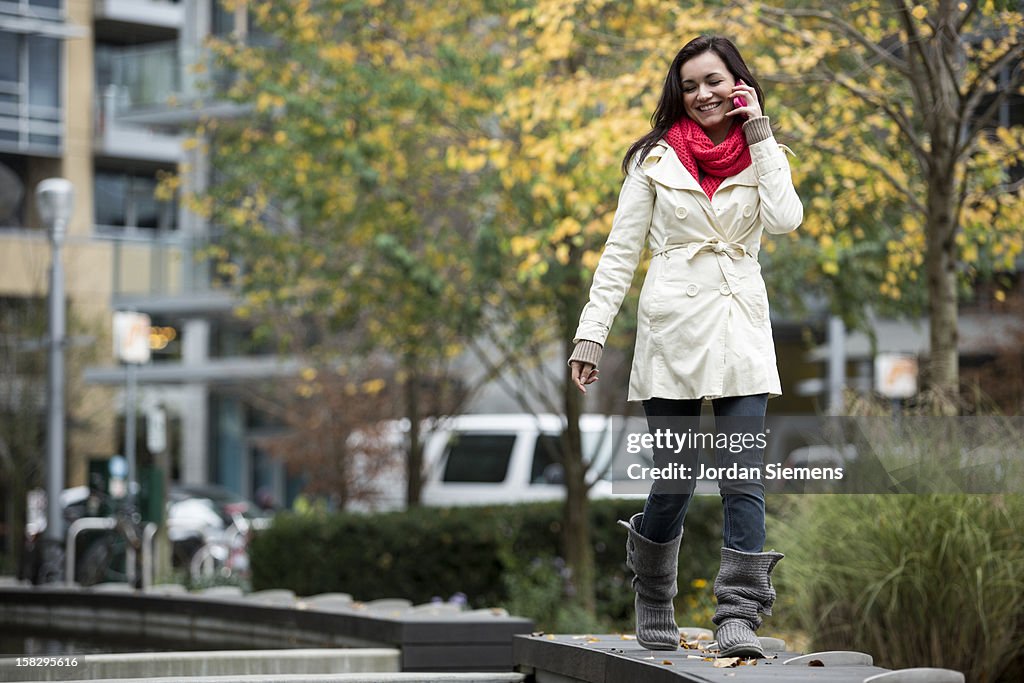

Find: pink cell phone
733;79;747;108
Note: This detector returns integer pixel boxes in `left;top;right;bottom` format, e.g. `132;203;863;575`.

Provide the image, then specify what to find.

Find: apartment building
0;0;301;518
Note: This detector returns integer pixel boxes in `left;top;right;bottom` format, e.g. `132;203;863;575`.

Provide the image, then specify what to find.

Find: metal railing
65;517;158;589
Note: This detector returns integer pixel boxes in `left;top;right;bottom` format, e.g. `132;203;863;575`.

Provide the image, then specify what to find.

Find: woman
568;36;802;657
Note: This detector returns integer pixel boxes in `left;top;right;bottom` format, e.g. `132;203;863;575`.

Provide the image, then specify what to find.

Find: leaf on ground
714;657;741;668
808;659;825;667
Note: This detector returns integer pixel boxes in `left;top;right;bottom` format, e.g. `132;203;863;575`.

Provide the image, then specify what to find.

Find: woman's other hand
570;361;599;394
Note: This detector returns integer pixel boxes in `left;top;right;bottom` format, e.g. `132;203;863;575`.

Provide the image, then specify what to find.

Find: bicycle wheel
78;535;127;586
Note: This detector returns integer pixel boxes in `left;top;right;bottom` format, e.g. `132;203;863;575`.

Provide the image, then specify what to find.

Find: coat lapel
644;143;703;194
716;164;758;192
645;142;757;195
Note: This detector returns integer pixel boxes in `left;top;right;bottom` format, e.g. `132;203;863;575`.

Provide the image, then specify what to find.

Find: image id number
16;657;80;667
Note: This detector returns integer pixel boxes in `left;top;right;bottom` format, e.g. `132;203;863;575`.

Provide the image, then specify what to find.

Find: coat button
675;206;688;219
742;204;754;218
686;284;699;297
719;283;731;296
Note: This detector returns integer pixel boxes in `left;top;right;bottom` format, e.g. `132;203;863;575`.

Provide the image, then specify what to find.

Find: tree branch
961;40;1024;144
892;0;939;108
956;0;980;33
474;312;564;416
797;135;928;215
986;176;1024;196
760;4;911;77
832;72;929;170
960;66;1024;157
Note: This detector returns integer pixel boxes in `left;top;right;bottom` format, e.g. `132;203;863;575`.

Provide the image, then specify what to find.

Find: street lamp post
37;178;74;561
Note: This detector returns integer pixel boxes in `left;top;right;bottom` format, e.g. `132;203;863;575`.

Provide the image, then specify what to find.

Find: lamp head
35;178;74;239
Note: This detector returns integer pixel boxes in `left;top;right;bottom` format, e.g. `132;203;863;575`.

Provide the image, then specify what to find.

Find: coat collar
644;140;758;195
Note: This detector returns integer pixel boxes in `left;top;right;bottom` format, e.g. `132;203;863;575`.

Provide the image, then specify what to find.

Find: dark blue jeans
638;394;768;552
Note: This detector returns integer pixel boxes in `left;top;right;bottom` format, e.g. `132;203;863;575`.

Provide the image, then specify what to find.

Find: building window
0;30;62;154
94;168;177;234
0;1;63;19
0;154;26;227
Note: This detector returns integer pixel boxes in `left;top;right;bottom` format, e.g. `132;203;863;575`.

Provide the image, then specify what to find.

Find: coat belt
653;238;752;294
653;238;751;261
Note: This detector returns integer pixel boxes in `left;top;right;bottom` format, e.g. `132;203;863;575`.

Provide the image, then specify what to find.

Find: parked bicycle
75;490;144;587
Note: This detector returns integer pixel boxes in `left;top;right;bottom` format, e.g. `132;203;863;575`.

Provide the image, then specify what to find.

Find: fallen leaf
696;633;713;640
687;655;703;659
545;635;556;640
531;631;545;637
809;659;825;667
586;638;600;643
620;634;636;640
661;660;673;665
714;657;741;668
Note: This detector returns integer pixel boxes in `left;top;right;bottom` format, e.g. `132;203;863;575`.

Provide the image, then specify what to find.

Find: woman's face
680;51;737;141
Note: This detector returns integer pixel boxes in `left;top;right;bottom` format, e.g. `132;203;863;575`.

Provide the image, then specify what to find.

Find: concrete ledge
513;633;899;682
0;649;401;681
1;676;525;683
0;587;533;673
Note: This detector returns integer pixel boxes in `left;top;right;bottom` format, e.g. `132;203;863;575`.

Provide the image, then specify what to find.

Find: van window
442;434;516;483
531;434;563;483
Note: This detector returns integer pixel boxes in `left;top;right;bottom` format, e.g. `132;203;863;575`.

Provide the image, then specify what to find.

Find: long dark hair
622;35;766;174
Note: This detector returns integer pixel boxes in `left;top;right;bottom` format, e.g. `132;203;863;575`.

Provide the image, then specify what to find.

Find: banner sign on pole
874;353;918;399
113;311;151;364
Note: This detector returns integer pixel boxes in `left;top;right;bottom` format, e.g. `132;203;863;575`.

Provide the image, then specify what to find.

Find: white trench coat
573;136;803;401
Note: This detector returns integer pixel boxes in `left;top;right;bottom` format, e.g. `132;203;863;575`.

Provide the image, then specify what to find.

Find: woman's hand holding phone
727;79;762;120
733;79;748;109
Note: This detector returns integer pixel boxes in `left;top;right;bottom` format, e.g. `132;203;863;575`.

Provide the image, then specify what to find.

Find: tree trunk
562;348;596;615
924;173;960;414
404;356;423;508
911;16;964;415
922;25;962;414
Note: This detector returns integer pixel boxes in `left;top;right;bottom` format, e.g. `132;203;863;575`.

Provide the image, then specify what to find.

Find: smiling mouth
696;102;722;113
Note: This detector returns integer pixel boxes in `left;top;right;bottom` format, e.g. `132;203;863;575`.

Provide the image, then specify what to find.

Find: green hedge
250;497;724;630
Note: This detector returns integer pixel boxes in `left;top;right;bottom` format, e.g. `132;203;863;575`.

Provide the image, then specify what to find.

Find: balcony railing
94;229;236;304
97;41;182;115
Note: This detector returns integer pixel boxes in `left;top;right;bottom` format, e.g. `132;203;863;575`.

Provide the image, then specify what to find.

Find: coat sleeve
572;158;655;346
749;135;803;235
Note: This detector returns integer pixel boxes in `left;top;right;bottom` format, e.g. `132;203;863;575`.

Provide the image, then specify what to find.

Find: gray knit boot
617;513;682;650
711;547;784;658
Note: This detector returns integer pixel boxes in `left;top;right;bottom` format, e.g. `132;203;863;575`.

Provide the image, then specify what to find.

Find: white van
419;413;635;507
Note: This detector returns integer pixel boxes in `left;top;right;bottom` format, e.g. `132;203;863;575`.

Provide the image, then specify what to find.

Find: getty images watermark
624;427;844;483
605;416;1024;495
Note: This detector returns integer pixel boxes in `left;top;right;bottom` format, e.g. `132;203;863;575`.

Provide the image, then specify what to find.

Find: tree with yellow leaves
740;0;1024;411
192;0;504;505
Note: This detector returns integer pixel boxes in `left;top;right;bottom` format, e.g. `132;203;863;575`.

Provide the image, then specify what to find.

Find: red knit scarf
664;117;751;198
